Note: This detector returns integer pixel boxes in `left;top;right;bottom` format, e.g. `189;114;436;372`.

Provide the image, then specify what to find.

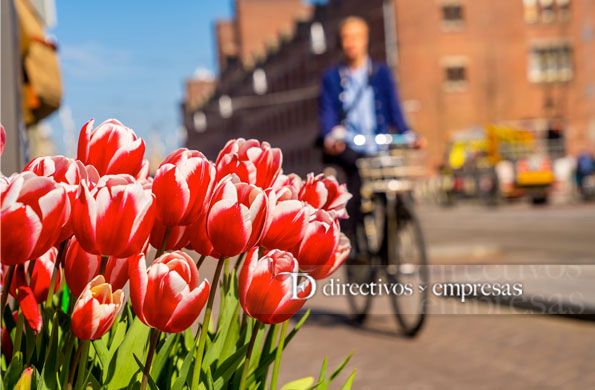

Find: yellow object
517;171;555;186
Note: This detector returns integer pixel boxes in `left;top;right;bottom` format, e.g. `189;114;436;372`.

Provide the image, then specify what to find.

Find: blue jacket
319;62;410;138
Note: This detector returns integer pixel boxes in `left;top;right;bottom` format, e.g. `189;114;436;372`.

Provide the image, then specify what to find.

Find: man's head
339;16;369;64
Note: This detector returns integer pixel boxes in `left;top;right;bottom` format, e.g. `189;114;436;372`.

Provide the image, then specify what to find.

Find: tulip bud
239;248;312;324
294;209;341;276
16;287;42;334
72;174;155;258
129;252;209;333
299;174;352;219
1;172;70;266
14;367;34;390
152;148;215;226
206;175;268;257
10;247;60;302
216;138;282;188
71;276;124;340
77;119;146;178
64;238;128;297
0;324;12;360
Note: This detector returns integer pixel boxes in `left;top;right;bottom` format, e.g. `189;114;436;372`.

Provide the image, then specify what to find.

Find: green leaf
40;313;60;390
280;377;315;390
3;351;23;389
341;370;356;390
151;333;177;382
171;344;196;390
132;354;159;390
105;317;150;390
330;353;353;381
254;310;310;378
212;344;248;390
318;357;328;383
93;338;109;370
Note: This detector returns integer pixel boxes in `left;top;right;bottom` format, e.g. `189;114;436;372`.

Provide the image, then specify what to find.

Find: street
280;203;595;389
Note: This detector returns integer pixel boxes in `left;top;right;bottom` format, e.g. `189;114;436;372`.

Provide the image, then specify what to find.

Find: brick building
183;0;595;172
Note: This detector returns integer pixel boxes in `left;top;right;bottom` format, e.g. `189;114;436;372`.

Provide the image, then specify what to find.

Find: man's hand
323;126;348;155
413;135;427;150
324;136;346;155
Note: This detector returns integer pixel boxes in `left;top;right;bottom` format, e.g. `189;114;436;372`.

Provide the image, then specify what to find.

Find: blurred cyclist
318;16;416;247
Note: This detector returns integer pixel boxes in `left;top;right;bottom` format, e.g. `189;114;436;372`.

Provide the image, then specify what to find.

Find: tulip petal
1;205;41;265
207;200;251;257
164;280;210;333
128;254;149;324
17;287;42;333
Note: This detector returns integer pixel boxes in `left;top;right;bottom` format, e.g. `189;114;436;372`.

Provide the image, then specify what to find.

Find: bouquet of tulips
0;120;355;389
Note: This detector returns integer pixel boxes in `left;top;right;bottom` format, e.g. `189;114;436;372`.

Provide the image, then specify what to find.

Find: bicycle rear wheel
385;196;428;337
345;202;381;324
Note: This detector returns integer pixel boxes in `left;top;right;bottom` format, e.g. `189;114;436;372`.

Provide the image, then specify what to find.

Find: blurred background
1;0;595;388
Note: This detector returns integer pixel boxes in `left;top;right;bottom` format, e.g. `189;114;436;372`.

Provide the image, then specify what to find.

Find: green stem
262;324;279;382
66;339;89;390
1;265;15;314
45;240;68;309
269;320;289;390
141;328;161;390
191;258;226;390
13;311;25;354
99;256;108;276
234;252;247;272
196;254;206;269
240;321;262;390
154;226;171;260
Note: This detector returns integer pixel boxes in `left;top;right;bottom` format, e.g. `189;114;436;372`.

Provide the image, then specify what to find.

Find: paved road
279;204;595;389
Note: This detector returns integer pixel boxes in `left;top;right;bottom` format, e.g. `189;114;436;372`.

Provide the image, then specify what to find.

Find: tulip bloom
294;209;340;275
77;118;147;178
239;248;312;324
129;252;210;333
152;148;215;226
216;138;282;188
260;192;309;251
72;174;155;258
1;172;69;266
272;173;303;201
207;175;268;257
186;211;219;258
10;247;60;302
71;276;124;340
299;174;352;219
64;238;129;297
308;233;350;280
25;156;99;243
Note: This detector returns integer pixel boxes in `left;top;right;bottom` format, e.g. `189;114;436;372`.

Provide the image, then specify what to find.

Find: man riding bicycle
318;16;418;250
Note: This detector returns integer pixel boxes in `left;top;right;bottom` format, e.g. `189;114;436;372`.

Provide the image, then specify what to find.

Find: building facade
183;0;595;173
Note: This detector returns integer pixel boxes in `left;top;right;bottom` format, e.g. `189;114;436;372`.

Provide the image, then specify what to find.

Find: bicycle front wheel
385;196;429;337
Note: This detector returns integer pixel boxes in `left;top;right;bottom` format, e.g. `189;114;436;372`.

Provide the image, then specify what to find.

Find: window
442;4;464;22
442;57;468;91
528;43;573;83
523;0;571;24
441;2;464;29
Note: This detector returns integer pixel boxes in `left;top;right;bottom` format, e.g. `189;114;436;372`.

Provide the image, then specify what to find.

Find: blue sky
47;1;233;157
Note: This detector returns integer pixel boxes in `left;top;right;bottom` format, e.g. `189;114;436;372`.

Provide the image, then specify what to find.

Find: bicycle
344;134;429;337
